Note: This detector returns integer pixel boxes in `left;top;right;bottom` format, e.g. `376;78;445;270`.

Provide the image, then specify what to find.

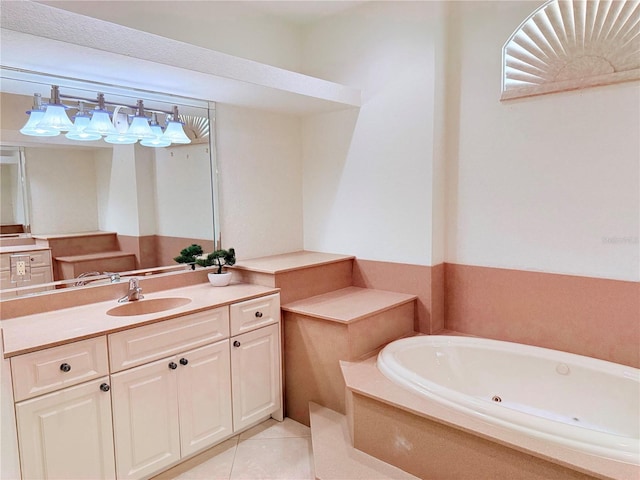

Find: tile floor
152;418;315;480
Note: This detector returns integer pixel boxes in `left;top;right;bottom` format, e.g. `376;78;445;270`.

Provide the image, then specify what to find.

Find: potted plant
195;248;236;286
173;244;204;270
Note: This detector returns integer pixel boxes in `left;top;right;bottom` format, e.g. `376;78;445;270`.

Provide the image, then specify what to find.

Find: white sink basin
107;297;192;317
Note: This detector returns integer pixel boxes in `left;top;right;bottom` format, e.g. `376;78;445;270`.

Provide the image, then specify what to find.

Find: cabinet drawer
11;337;109;402
109;307;230;372
0;254;10;271
27;250;52;268
230;294;280;336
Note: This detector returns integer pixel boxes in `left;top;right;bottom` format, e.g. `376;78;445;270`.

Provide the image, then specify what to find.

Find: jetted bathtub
377;335;640;465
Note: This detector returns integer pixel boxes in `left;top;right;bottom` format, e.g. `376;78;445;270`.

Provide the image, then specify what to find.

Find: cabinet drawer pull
233;340;241;348
59;363;71;373
100;383;110;392
168;362;178;370
255;311;263;318
179;358;189;366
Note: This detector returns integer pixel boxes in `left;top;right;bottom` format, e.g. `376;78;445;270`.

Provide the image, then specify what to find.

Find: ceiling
247;1;368;25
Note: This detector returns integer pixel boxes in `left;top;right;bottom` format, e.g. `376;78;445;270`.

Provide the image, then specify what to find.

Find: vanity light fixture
34;85;75;133
162;106;191;145
19;86;193;148
84;93;118;137
65;102;102;141
140;113;172;147
126;100;155;140
19;93;58;137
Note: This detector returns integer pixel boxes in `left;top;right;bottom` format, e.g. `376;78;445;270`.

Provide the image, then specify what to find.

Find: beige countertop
233;251;354;274
282;286;416;324
1;282;278;358
0;244;51;254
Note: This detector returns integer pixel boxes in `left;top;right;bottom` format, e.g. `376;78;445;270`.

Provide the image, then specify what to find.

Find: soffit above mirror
0;1;361;115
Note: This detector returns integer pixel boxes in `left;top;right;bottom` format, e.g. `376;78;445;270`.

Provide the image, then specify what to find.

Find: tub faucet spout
118;277;144;303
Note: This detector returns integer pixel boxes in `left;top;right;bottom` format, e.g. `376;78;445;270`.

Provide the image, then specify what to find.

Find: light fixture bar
19;85;198;147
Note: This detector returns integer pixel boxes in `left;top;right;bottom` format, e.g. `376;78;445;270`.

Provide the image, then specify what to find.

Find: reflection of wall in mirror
24;141;213;271
27;147;100;234
154;144;214;266
1;163;19;225
0;147;26;228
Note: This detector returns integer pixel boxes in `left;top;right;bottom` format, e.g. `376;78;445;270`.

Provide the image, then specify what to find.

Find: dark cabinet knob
233;340;241;348
255;311;263;318
168;362;178;370
179;358;188;366
60;363;71;373
100;383;110;392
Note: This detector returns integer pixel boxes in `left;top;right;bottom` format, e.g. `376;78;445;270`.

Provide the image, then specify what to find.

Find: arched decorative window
501;0;640;100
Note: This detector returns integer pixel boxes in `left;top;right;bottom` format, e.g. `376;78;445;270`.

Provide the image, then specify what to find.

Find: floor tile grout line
227;435;241;480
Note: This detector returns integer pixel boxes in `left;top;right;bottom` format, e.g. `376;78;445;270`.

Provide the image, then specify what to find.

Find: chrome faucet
118;277;144;303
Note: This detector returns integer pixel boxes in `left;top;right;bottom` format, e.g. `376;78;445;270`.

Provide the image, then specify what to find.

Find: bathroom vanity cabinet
9;291;282;480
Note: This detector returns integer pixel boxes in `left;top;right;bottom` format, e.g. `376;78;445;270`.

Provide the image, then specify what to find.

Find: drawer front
11;337;109;402
109;307;230;372
0;253;10;271
230;294;280;337
28;250;52;268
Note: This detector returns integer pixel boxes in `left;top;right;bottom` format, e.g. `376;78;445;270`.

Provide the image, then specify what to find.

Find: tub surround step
232;251;355;304
33;231;121;257
309;402;419;480
33;231;133;281
55;251;137;280
282;286;417;324
283;286;416;426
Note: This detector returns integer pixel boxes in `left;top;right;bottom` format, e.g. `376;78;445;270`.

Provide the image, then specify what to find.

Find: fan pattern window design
501;0;640;100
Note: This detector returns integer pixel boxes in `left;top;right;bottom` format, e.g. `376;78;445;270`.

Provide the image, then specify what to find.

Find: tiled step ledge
232;251;355;304
309;402;419;480
282;286;416;325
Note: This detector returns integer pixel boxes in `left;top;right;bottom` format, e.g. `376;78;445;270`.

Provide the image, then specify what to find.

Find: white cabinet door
15;377;115;480
177;340;233;457
111;357;180;480
231;323;281;431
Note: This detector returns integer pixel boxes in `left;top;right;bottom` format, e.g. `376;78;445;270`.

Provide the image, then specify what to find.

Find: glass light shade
20;109;59;137
162;121;191;144
84;109;118;136
37;104;74;132
65;114;102;141
140;124;171;147
126;115;155;140
104;132;138;145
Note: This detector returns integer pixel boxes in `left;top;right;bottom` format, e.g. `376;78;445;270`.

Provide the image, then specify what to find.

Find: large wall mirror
0;68;219;297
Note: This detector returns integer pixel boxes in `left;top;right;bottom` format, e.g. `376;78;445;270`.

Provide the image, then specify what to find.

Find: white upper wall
301;1;444;266
216;103;303;260
446;1;639;281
